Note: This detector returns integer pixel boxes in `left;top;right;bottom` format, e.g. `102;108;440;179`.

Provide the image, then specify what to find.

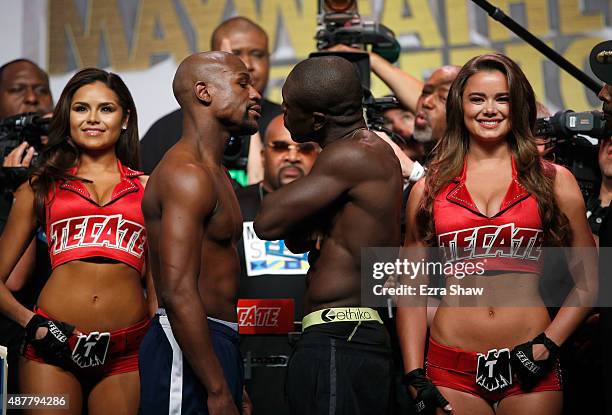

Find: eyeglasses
267;141;320;155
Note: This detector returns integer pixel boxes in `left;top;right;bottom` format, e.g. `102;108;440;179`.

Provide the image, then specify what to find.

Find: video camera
535;110;609;200
0;112;50;154
312;1;404;141
0;112;50;192
315;0;400;64
535;110;609;141
529;39;612;201
223;134;250;170
362;92;408;146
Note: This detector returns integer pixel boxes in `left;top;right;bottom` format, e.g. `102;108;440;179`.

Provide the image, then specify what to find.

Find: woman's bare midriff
431;272;551;352
36;260;147;332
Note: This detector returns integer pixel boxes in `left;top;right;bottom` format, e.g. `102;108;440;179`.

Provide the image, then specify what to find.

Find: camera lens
224;135;243;158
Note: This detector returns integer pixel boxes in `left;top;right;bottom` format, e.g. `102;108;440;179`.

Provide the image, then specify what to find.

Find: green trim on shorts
301;307;383;331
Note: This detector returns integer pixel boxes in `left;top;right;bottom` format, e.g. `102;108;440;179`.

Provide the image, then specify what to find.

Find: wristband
533;332;560;356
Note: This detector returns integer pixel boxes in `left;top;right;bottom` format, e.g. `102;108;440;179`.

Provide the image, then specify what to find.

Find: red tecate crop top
45;160;146;273
433;158;544;273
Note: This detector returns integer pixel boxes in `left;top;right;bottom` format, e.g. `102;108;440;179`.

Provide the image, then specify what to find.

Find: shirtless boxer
139;51;261;415
254;56;402;415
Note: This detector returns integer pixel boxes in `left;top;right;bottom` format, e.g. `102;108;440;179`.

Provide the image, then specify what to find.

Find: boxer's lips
248;105;261;117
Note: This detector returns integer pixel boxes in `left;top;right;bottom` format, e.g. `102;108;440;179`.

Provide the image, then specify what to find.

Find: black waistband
300;320;391;351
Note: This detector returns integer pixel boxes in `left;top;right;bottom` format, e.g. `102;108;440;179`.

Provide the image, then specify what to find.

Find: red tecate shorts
23;307;150;378
426;337;562;405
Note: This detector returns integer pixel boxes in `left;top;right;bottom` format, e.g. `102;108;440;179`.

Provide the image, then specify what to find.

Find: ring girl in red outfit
0;68;155;415
397;54;597;415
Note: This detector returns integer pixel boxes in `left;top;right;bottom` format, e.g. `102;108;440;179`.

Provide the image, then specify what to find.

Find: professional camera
535;110;609;200
0;112;50;155
535;110;609;140
223;134;250;170
316;0;400;63
312;1;404;141
0;112;50;192
362;92;407;146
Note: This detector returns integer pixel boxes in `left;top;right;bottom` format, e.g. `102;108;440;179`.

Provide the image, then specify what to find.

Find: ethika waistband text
302;307;383;331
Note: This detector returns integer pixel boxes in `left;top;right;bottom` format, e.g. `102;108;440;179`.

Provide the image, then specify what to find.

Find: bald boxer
139;51;261;415
254;56;402;415
140;17;281;176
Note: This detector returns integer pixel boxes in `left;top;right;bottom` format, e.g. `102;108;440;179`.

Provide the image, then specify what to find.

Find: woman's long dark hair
31;68;139;224
418;54;570;246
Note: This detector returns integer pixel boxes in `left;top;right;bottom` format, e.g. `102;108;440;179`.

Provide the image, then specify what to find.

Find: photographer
0;58;53;395
0;58;53;288
1;59;53;171
591;40;612;415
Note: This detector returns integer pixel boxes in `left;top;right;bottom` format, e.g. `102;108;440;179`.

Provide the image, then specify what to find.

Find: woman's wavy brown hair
417;54;570;246
30;68;139;225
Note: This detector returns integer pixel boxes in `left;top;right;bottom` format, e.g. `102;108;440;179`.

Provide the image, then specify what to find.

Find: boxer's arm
254;143;363;240
538;165;597;353
144;258;158;318
284;223;320;254
155;165;234;402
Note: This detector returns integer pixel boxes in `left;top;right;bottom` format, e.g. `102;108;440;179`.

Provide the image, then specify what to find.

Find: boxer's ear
195;81;212;105
312;112;326;132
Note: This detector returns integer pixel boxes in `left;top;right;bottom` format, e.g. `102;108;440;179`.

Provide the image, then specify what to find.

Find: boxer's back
304;129;402;311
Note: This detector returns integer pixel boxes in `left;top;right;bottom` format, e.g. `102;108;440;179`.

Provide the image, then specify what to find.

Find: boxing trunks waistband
301;307;383;331
31;306;150;356
156;307;239;333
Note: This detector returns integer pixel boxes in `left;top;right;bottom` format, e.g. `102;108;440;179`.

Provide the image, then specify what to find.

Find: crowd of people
0;14;610;415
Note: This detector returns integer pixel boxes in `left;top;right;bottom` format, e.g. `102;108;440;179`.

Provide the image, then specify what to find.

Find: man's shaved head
172;51;244;107
435;65;461;83
173;51;261;135
211;17;267;50
284;56;363;119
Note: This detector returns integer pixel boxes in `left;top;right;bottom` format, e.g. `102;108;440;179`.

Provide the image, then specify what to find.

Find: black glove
25;314;75;363
511;332;559;388
403;368;451;414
